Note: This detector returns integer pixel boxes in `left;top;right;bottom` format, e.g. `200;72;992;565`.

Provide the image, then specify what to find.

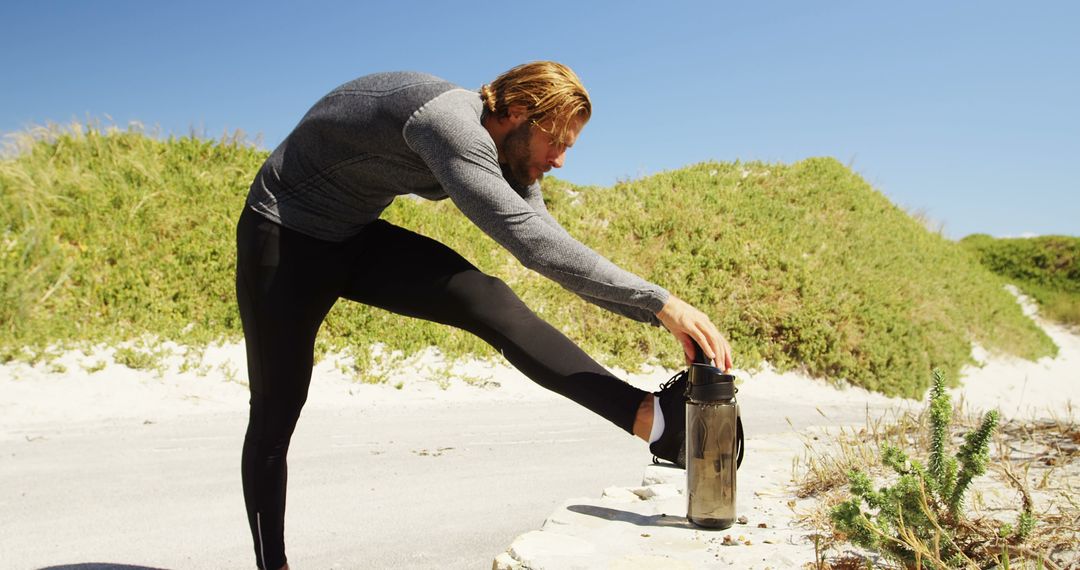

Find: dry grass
793;404;1080;569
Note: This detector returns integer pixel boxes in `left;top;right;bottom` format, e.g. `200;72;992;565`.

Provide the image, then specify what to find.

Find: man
236;61;732;569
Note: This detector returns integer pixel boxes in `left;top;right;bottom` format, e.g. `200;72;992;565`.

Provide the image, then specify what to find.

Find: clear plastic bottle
685;353;743;529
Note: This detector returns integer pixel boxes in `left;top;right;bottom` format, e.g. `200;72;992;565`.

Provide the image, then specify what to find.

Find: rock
492;551;521;570
601;486;640;501
506;530;596;566
606;554;699;569
641;464;685;487
631;483;681;500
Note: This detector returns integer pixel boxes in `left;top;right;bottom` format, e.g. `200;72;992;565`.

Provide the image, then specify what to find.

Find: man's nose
548;148;566;169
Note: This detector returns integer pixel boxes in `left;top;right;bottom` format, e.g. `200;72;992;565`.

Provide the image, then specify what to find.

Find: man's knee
447;271;533;324
247;389;309;444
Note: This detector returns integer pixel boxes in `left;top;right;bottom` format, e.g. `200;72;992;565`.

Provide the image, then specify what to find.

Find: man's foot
649;370;688;468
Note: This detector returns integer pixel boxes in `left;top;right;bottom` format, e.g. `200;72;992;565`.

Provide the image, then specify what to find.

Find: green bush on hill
960;233;1080;327
0;124;1056;396
1;124;262;355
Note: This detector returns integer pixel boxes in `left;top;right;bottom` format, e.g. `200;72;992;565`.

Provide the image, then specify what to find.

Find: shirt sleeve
402;91;669;317
520;182;664;325
518;181;566;233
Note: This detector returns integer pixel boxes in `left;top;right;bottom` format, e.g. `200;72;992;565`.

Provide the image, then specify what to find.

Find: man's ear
505;104;529;127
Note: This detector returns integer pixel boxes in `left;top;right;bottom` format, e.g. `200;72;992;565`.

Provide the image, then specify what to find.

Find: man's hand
656;294;733;371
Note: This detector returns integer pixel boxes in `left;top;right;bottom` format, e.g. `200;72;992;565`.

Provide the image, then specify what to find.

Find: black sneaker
649;370;688;469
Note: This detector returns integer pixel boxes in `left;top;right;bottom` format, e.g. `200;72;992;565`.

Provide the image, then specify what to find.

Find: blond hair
480;61;591;145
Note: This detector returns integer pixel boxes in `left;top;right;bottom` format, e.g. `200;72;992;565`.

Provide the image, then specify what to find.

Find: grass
0;122;1059;396
1;122;260;360
960;234;1080;328
794;394;1079;569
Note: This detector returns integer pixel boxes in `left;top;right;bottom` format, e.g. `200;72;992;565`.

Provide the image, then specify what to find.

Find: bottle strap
735;415;745;469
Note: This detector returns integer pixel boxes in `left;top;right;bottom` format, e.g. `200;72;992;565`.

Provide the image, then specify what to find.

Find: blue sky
2;1;1076;239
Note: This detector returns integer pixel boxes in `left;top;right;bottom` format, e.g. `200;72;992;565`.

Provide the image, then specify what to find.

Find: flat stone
631;483;681;500
642;464;685;487
543;498;636;530
506;530;597;569
601;486;641;501
491;551;521;570
608;554;700;569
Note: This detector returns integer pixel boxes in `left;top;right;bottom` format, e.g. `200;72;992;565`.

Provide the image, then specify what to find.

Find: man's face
501;115;584;190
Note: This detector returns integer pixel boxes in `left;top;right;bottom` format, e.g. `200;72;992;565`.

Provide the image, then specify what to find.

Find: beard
500;121;539;190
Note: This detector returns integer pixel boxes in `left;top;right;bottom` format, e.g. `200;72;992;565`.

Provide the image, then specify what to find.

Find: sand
2;288;1077;568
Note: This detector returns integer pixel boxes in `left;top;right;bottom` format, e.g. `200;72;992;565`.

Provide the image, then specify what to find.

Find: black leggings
234;206;648;569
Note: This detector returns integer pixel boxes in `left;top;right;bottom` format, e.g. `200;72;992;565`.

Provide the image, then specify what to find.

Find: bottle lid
687;364;737;402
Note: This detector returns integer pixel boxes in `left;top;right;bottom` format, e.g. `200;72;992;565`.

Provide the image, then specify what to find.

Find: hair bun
479;84;497;113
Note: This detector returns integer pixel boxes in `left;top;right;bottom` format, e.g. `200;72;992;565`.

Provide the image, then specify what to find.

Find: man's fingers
679;334;696;365
666;301;733;370
713;346;731;370
687;321;720;366
708;327;732;372
697;324;721;366
691;329;714;363
705;323;723;363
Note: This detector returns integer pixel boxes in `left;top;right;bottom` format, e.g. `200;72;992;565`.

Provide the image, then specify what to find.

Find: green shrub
0;123;261;351
0;124;1056;396
961;234;1080;327
829;370;1034;569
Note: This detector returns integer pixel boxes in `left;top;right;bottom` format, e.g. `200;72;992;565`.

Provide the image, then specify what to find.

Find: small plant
433;363;453;390
81;359;107;373
178;345;206;374
351;349;401;385
113;344;165;372
829;369;1036;568
217;361;240;384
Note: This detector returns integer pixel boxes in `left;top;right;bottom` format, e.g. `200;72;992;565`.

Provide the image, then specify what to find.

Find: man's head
481;61;590;188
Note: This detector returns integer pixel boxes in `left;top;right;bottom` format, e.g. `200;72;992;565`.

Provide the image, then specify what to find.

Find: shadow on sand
566;504;698;529
38;565;171;570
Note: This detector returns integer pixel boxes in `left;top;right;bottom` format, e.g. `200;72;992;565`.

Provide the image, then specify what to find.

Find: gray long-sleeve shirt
246;71;669;324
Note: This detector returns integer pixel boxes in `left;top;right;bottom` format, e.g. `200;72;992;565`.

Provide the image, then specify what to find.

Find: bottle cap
687;364;737;402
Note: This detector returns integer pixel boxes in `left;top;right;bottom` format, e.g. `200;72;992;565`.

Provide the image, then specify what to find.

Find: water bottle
685;341;744;529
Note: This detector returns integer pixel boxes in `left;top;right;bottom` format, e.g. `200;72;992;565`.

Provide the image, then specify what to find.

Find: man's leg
341;220;649;434
236;207;349;569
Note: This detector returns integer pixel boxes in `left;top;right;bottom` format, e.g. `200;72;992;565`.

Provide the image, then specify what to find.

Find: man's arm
402;91;669;315
518;181;566;233
518;183;663;325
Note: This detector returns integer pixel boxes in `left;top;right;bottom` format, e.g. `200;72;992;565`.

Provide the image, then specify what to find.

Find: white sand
4;288;1074;432
951;285;1080;419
